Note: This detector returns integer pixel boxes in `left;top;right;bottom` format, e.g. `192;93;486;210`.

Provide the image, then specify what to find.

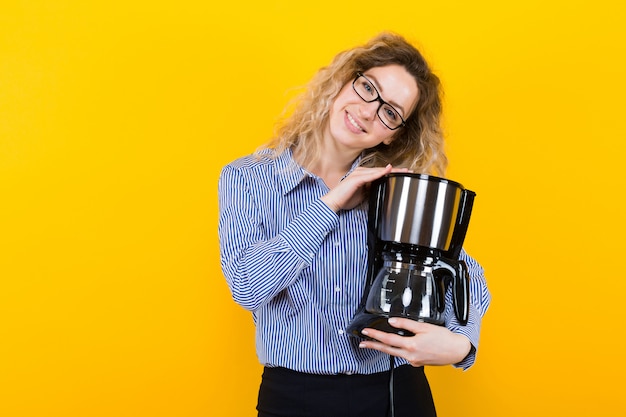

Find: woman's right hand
321;164;404;212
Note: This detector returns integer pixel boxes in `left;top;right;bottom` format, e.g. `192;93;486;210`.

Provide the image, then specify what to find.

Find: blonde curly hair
259;32;447;175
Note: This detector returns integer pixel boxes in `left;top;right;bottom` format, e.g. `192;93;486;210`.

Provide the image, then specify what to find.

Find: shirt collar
274;148;308;195
274;148;364;195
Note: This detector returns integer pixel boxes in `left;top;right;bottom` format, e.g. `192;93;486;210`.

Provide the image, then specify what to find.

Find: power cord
388;355;396;417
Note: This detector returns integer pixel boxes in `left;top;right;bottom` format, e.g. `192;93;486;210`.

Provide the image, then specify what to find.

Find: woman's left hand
359;318;471;367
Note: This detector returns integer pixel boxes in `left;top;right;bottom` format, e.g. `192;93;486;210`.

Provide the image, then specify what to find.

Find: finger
350;165;391;178
357;164;393;182
360;327;407;349
387;317;428;333
358;337;405;357
389;167;412;173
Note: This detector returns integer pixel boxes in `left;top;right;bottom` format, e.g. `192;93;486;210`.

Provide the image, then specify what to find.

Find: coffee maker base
347;310;444;339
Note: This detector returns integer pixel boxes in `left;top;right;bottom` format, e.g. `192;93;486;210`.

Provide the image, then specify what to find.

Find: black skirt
257;363;436;417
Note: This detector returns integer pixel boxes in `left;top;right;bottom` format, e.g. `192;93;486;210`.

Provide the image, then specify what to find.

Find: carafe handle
434;259;470;326
453;260;470;325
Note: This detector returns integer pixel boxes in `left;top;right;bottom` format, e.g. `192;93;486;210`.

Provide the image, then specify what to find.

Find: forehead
363;65;419;116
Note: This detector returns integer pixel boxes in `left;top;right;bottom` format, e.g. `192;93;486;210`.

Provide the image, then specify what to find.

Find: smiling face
326;64;419;156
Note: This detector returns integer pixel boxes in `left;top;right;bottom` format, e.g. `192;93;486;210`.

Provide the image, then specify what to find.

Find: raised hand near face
321;165;410;212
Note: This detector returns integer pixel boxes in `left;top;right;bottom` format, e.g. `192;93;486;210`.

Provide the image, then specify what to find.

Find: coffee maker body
347;173;475;338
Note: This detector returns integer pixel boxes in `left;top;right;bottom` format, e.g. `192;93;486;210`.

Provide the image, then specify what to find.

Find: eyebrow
363;73;406;116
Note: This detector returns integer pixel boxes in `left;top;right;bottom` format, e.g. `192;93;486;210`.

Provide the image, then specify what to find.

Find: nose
358;100;379;121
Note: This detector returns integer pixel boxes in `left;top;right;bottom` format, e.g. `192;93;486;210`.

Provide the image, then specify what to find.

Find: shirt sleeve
218;164;338;311
444;249;491;370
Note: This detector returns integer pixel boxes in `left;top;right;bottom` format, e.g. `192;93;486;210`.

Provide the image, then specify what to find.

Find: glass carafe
365;255;447;326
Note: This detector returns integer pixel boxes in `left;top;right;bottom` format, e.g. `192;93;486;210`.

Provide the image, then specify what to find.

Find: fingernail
359;342;366;348
361;329;369;336
388;318;397;324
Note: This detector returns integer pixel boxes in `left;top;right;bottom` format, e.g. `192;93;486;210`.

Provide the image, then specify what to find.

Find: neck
293;144;360;189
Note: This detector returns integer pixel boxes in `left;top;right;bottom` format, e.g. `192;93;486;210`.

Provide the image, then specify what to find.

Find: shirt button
334;286;341;292
334;241;341;247
309;252;315;259
338;329;345;335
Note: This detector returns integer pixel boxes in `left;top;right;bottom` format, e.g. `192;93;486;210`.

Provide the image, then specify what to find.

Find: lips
345;111;366;133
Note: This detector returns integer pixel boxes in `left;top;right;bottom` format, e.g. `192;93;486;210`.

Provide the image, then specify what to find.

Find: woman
218;32;490;417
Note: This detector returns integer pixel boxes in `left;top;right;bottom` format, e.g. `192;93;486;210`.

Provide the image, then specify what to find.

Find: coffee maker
347;173;476;337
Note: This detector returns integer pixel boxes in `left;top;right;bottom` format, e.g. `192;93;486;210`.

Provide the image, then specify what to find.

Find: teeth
347;113;364;132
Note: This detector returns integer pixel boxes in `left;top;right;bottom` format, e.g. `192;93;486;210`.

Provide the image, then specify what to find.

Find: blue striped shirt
218;148;491;374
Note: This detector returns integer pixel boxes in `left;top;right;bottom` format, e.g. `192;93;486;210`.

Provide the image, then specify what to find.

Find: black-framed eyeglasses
352;72;407;130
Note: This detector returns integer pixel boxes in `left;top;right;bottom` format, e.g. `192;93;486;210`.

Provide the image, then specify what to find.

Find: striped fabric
218;148;491;374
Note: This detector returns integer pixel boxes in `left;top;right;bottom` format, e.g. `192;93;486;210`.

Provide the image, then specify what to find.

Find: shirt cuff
448;303;482;370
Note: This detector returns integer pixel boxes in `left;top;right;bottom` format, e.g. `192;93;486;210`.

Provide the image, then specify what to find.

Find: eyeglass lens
352;74;404;129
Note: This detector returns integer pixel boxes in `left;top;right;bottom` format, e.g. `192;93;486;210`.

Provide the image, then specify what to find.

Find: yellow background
2;1;625;416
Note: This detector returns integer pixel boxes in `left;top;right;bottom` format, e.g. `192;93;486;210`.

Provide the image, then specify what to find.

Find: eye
382;105;399;121
361;79;375;97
